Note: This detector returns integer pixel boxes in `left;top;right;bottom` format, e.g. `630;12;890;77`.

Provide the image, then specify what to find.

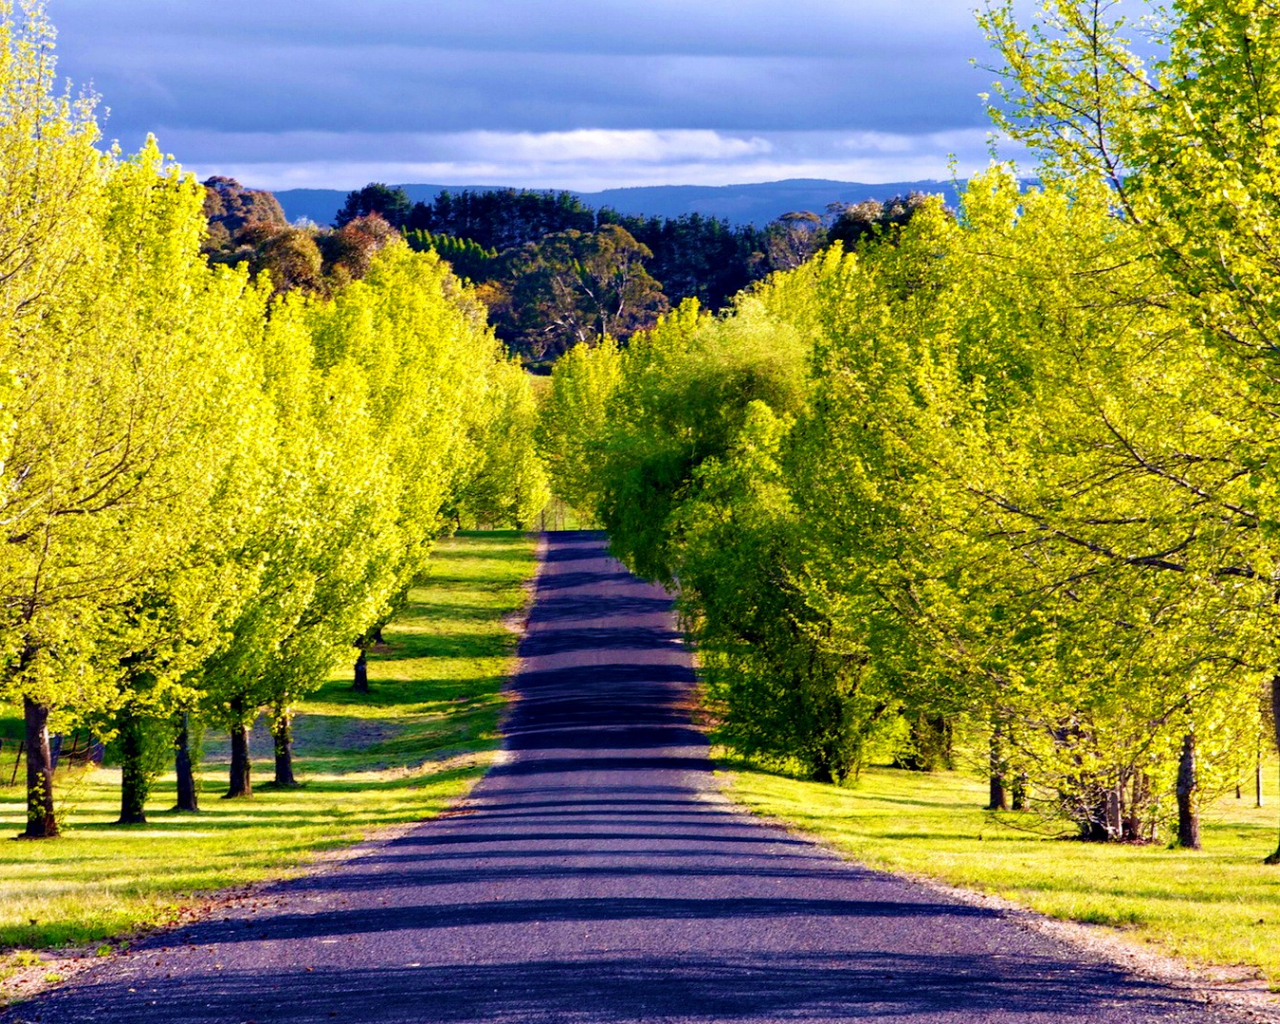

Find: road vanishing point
4;532;1254;1023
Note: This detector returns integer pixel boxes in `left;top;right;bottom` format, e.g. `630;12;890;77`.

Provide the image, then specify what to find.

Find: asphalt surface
5;531;1250;1023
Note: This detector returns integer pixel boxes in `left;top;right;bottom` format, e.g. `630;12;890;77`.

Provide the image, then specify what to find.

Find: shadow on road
5;532;1227;1024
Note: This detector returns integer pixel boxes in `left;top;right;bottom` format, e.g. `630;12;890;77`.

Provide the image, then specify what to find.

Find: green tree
980;0;1280;855
502;226;668;359
336;183;412;229
537;338;623;519
0;131;277;835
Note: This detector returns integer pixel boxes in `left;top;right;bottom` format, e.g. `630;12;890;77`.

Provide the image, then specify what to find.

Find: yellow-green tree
0;115;275;834
981;0;1280;855
537;337;623;521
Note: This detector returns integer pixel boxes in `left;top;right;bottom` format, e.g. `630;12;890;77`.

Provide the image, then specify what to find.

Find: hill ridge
272;177;965;228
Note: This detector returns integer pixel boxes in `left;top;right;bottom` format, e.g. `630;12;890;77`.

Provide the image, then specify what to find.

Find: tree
407;188;595;250
250;228;324;295
335;183;412;229
826;193;933;250
763;211;826;272
405;230;499;283
980;0;1280;856
501;226;668;359
450;356;551;529
595;210;768;311
537;338;622;518
319;213;398;283
0;132;276;835
582;169;1268;838
203;176;288;238
103;262;274;822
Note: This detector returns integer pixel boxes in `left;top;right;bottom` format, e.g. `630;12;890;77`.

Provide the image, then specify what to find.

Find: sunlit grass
722;753;1280;986
0;530;536;956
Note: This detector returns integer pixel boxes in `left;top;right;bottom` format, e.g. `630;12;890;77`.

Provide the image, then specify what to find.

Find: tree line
539;0;1280;858
0;1;547;838
334;183;934;363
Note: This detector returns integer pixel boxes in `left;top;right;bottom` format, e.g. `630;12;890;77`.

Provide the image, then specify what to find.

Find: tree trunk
117;713;148;824
1124;772;1150;842
173;713;199;813
987;722;1008;811
1176;732;1200;850
272;712;296;787
21;697;57;839
1267;675;1280;864
225;702;252;800
1011;772;1027;811
897;713;953;772
353;648;369;694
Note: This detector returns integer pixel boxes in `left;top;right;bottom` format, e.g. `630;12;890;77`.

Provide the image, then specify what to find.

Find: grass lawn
0;530;537;968
723;755;1280;988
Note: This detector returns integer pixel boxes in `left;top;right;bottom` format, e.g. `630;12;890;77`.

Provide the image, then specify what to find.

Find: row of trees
540;0;1280;855
0;1;546;838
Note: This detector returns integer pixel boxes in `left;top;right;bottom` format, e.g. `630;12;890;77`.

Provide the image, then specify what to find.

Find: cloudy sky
49;0;1027;192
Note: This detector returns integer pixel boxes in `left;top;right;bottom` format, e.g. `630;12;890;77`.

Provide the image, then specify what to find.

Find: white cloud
462;130;774;164
186;127;1027;193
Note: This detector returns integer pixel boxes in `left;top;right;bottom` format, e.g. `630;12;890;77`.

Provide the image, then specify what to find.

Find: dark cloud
55;1;982;60
43;0;1026;188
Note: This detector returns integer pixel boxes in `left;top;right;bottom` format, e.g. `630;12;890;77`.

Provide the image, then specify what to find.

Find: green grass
0;530;537;962
723;754;1280;986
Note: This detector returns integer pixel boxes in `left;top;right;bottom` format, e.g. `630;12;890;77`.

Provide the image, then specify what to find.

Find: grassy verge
0;530;537;965
723;755;1280;987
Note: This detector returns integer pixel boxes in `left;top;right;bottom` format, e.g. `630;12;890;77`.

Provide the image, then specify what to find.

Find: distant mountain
273;178;965;229
584;179;963;225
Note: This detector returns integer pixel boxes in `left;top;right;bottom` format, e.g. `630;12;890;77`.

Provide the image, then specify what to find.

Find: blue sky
50;0;1026;192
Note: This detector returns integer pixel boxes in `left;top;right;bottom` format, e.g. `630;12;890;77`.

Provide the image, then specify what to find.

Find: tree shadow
27;950;1202;1023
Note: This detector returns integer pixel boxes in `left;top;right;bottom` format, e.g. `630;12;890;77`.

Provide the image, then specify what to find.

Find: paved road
6;532;1249;1023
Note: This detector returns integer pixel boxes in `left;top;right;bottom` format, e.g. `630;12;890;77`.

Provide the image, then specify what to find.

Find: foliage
203;183;401;298
976;0;1280;849
537;338;623;518
336;182;412;230
202;241;544;793
405;230;499;283
826;192;934;250
762;211;827;271
582;161;1276;843
406;188;596;250
202;176;287;243
497;225;669;360
548;0;1280;850
0;0;547;832
596;210;769;311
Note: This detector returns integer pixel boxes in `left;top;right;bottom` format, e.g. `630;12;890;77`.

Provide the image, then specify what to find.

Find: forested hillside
538;0;1280;860
205;176;934;364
